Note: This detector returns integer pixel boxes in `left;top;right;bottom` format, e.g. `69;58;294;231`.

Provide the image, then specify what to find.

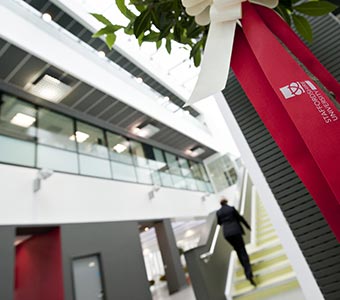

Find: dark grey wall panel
185;222;230;300
0;226;15;300
154;219;187;294
61;222;152;300
222;14;340;299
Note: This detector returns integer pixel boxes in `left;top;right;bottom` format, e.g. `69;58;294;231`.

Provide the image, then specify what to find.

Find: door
72;255;105;300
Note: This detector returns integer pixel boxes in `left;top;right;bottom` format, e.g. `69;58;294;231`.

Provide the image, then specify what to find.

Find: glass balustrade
0;92;213;192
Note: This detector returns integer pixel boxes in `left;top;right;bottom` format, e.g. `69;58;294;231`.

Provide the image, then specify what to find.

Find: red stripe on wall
15;228;64;300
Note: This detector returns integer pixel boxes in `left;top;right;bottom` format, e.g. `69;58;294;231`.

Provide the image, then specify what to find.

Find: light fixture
186;146;205;157
144;227;150;232
10;113;36;128
27;74;72;103
135;77;143;84
164;96;170;102
33;169;54;192
132;123;160;138
148;185;160;200
113;143;127;153
88;262;96;268
201;193;210;202
97;51;106;58
185;230;195;237
69;131;90;143
42;13;52;22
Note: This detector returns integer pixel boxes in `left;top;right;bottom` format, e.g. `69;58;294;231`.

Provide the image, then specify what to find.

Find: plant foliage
92;0;338;66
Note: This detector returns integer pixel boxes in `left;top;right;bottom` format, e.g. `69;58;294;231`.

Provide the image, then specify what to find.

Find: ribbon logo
182;0;278;105
280;80;317;99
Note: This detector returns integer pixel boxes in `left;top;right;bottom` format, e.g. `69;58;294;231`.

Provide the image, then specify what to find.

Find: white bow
182;0;278;105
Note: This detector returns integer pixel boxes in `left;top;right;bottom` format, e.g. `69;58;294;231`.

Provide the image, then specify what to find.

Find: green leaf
90;13;112;26
190;41;201;58
124;22;134;35
92;25;123;38
106;33;117;49
275;6;291;26
156;39;162;49
133;9;152;38
143;31;160;42
292;14;313;43
173;23;182;43
116;0;136;20
165;38;172;54
193;50;201;67
138;33;144;46
294;1;337;16
159;23;173;39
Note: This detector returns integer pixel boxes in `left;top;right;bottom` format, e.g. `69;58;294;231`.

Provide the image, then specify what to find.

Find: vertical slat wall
222;14;340;300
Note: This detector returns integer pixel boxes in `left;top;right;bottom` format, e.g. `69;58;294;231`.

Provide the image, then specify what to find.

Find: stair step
257;221;273;230
256;235;279;246
234;263;295;293
256;227;276;237
248;241;283;260
235;259;291;279
233;275;300;300
236;248;287;274
256;229;276;241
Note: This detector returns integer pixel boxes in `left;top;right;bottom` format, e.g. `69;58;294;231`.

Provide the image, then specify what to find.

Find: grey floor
151;283;196;300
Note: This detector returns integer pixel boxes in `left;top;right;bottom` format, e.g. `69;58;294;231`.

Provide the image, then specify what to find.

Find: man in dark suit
216;198;256;286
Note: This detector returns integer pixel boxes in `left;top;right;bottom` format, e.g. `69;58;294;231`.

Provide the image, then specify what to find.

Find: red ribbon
230;3;340;240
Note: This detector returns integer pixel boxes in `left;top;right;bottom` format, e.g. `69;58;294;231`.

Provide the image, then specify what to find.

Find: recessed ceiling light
132;123;160;138
186;146;205;157
69;131;90;143
97;51;105;58
113;143;127;153
10;113;36;128
42;13;52;22
135;77;143;84
27;74;72;103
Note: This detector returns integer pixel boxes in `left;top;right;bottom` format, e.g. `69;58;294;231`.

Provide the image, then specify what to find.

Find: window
178;157;192;177
164;152;181;175
76;121;108;159
189;161;203;180
107;132;133;164
130;141;148;167
0;95;36;166
38;109;76;151
0;94;36;141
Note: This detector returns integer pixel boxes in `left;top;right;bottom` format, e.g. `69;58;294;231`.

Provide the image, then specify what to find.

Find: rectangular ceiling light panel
27;74;72;103
187;147;205;157
10;113;36;128
133;124;160;138
69;131;90;143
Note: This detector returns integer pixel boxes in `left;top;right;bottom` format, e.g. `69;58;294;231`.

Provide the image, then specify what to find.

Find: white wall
0;164;220;225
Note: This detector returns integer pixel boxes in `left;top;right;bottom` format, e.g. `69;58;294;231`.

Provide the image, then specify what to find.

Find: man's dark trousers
226;235;253;280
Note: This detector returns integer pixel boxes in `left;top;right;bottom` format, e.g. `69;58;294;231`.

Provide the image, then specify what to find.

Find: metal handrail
199;225;220;263
199;168;248;263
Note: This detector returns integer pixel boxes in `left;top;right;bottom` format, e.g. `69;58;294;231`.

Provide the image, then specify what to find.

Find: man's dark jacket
216;204;251;238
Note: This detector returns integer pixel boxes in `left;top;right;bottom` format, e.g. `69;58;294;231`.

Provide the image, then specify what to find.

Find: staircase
229;193;305;300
